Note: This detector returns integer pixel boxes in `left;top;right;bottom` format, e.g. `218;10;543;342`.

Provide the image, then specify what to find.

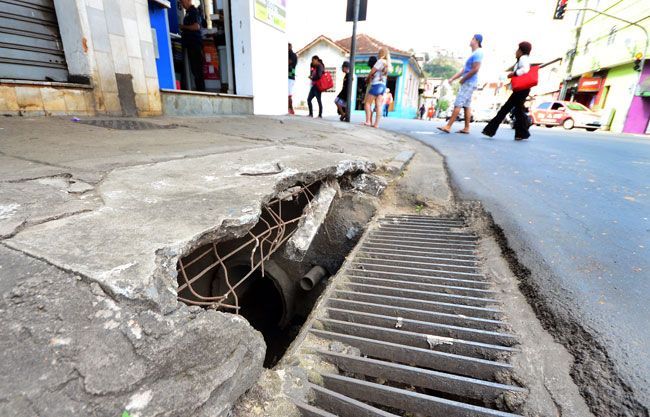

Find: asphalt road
375;116;650;411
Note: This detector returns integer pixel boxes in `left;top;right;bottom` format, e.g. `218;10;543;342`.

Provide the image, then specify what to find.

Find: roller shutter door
0;0;68;81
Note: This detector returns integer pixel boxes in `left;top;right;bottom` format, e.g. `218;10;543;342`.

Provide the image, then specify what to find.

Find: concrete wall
161;90;253;116
295;42;348;116
231;0;287;115
601;63;638;132
623;62;650;134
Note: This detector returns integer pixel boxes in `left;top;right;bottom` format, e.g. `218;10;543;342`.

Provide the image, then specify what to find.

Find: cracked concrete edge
382;150;415;177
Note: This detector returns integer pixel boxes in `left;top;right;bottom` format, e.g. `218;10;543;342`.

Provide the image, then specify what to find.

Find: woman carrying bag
307;55;325;118
482;41;537;140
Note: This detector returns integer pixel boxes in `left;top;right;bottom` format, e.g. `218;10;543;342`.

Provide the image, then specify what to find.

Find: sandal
437;127;451;133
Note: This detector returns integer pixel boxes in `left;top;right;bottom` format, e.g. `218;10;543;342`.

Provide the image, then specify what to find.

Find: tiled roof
335;34;411;56
296;35;348;56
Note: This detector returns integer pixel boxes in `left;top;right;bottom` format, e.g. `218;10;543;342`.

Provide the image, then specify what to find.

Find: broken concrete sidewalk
0;115;423;417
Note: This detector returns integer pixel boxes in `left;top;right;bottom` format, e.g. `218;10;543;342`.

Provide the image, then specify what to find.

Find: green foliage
122;412;132;417
415;204;424;214
423;62;459;79
438;99;449;112
422;53;462;79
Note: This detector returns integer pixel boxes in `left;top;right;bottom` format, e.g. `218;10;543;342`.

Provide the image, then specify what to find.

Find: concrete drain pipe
300;266;329;291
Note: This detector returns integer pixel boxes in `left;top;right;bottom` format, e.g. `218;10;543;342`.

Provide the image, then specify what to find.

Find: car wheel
563;118;575;130
545;124;553;128
586;128;597;132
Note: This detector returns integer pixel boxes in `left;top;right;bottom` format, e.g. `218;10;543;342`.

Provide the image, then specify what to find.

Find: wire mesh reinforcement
297;214;527;417
176;181;320;312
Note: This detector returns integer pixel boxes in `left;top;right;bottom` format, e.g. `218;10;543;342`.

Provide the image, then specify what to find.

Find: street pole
559;1;588;101
345;0;360;122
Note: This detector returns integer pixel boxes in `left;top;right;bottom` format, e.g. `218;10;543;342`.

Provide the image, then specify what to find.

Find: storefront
623;62;650;135
597;63;638;132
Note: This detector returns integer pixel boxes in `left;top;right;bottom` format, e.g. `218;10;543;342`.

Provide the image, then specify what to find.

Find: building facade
565;0;650;134
294;34;423;119
0;0;288;117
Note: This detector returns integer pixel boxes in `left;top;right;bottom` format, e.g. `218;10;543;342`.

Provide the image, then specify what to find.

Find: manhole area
176;180;332;368
76;119;178;130
295;214;527;417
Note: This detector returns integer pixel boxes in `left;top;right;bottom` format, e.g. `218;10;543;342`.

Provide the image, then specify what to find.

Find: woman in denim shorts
364;48;391;128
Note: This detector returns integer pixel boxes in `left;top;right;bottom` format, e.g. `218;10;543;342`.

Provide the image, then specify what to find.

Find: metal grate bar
325;308;516;345
346;269;491;289
334;290;503;320
363;240;477;255
318;319;515;360
310;329;512;379
309;383;399;417
356;256;481;272
345;275;496;297
359;249;479;266
327;298;504;331
352;262;486;280
321;373;523;417
316;350;526;403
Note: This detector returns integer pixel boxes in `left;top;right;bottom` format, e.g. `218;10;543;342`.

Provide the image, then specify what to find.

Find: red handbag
511;65;539;91
316;71;334;92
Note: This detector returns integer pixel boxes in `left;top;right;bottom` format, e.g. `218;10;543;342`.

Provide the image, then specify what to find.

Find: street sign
346;0;367;21
578;77;603;92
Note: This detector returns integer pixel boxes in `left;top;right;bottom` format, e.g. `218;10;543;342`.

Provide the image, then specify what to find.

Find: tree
438;99;449;112
423;53;462;79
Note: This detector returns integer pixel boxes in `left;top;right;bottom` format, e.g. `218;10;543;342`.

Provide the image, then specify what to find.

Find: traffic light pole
560;8;649;100
345;0;360;122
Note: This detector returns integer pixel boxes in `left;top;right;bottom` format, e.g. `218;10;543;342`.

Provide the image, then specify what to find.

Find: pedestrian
383;88;393;117
427;104;435;121
307;55;324;118
179;0;205;92
419;104;426;120
364;47;391;128
288;43;297;115
335;61;351;121
438;34;483;134
482;42;532;140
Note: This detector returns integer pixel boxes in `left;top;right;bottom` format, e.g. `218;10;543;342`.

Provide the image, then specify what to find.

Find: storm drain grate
296;214;526;417
76;119;178;130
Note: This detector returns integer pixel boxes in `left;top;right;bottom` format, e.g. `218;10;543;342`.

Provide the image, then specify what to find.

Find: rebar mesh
176;181;320;312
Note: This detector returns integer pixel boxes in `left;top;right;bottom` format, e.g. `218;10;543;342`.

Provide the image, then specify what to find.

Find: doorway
386;76;397;112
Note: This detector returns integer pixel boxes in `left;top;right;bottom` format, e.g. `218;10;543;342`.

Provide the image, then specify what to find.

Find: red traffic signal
554;0;568;19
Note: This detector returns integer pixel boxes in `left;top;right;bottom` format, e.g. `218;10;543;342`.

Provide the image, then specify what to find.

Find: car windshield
566;103;589;111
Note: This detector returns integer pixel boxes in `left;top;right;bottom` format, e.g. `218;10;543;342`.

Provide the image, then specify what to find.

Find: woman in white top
482;41;532;140
364;47;391;128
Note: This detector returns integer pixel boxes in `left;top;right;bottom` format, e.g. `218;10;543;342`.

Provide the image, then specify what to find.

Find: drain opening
176;181;333;368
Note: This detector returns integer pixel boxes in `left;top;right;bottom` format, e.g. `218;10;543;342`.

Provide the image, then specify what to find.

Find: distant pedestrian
307;55;324;118
482;42;532;140
288;43;297;115
427;104;435;121
335;61;351;121
419;104;426;119
179;0;205;92
438;34;483;134
364;48;391;128
383;88;393;117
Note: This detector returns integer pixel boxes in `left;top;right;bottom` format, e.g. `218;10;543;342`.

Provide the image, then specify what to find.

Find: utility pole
559;1;588;101
345;0;360;122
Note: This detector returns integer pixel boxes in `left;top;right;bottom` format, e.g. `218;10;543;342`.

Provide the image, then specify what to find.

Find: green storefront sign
354;61;403;77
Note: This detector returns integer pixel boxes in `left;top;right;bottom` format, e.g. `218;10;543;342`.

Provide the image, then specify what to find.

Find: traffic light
633;52;643;71
554;0;568;20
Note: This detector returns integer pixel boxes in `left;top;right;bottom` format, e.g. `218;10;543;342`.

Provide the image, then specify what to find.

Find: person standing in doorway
288;43;297;115
482;42;532;140
364;48;390;128
335;61;351;121
307;55;324;118
383;88;393;117
438;34;483;134
179;0;205;92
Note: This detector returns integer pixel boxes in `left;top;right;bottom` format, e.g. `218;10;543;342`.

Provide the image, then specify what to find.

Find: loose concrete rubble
0;116;414;417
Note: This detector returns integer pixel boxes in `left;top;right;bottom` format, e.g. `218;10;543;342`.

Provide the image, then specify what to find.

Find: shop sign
254;0;286;32
578;77;603;92
354;61;403;77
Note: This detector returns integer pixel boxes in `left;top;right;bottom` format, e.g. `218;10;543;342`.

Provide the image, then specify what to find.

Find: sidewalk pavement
0;115;429;417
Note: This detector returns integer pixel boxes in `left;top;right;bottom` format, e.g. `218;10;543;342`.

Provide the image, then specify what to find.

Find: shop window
325;67;337;92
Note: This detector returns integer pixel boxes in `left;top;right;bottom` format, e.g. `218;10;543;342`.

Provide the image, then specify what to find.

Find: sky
286;0;577;82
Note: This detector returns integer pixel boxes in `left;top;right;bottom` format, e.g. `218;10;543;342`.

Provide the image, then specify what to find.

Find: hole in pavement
175;178;374;368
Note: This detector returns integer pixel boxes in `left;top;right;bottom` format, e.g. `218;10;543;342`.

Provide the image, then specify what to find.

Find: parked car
473;104;499;122
532;101;601;131
445;110;475;123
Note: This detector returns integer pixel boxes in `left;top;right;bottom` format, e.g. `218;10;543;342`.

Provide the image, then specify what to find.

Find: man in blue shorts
438;34;483;134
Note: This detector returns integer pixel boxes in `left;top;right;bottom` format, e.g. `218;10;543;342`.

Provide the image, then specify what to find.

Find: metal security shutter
0;0;68;81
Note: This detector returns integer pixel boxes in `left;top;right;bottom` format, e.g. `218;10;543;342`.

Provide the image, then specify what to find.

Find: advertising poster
254;0;286;32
